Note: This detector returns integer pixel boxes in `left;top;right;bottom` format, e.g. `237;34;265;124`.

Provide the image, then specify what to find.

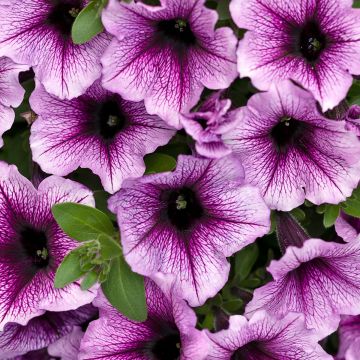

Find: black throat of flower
275;212;310;254
46;0;82;37
297;20;327;63
151;332;181;360
156;18;197;50
166;187;204;231
270;116;307;153
19;226;50;269
93;98;127;140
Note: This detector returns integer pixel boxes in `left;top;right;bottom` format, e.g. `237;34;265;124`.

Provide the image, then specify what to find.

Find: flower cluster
0;0;359;359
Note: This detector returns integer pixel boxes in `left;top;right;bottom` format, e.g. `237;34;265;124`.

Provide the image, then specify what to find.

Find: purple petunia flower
0;57;28;148
101;0;238;129
335;211;360;242
109;155;270;306
0;161;96;331
0;0;111;99
47;326;86;360
225;80;360;211
0;304;97;358
79;277;209;360
246;212;360;339
338;315;360;360
30;80;175;194
206;311;331;360
344;105;360;136
230;0;360;111
179;91;239;158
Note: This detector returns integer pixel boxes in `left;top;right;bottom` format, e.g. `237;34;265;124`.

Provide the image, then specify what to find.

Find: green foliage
52;203;147;322
101;256;147;322
71;1;105;45
217;0;230;20
348;81;360;105
342;187;360;217
233;243;259;282
52;203;116;241
55;247;87;288
144;153;177;174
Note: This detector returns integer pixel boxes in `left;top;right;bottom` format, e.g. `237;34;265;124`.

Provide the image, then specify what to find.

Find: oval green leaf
144;153;176;175
101;256;147;322
52;203;115;242
71;1;104;45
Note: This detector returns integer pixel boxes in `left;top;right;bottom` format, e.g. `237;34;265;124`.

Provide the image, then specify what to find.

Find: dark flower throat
270;116;307;152
156;19;196;47
298;20;327;62
93;98;127;140
151;333;181;360
19;226;50;269
166;187;204;230
46;0;82;37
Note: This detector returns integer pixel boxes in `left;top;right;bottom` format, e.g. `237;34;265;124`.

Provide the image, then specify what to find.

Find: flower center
151;333;181;360
270;116;307;152
95;98;127;140
166;188;204;231
46;1;82;37
19;226;50;269
156;19;196;47
298;20;327;62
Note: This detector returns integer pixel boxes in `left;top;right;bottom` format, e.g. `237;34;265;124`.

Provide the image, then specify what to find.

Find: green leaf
71;1;104;45
343;199;360;218
234;243;259;282
98;234;122;260
52;203;115;242
341;186;360;218
217;0;230;20
101;256;147;322
290;207;306;221
55;247;86;288
144;153;177;174
222;299;243;313
81;270;98;290
323;205;340;228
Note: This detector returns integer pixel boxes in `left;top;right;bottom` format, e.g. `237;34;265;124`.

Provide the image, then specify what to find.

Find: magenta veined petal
101;0;238;129
230;0;360;111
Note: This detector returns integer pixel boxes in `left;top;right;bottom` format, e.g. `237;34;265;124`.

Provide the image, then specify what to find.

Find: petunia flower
30;80;175;194
344;105;360;136
335;211;360;242
246;212;360;339
0;304;97;359
0;0;111;99
206;311;331;360
337;315;360;360
179;91;239;158
0;57;28;148
101;0;238;129
108;155;270;306
224;80;360;211
47;326;87;360
0;161;96;331
79;277;209;360
230;0;360;111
